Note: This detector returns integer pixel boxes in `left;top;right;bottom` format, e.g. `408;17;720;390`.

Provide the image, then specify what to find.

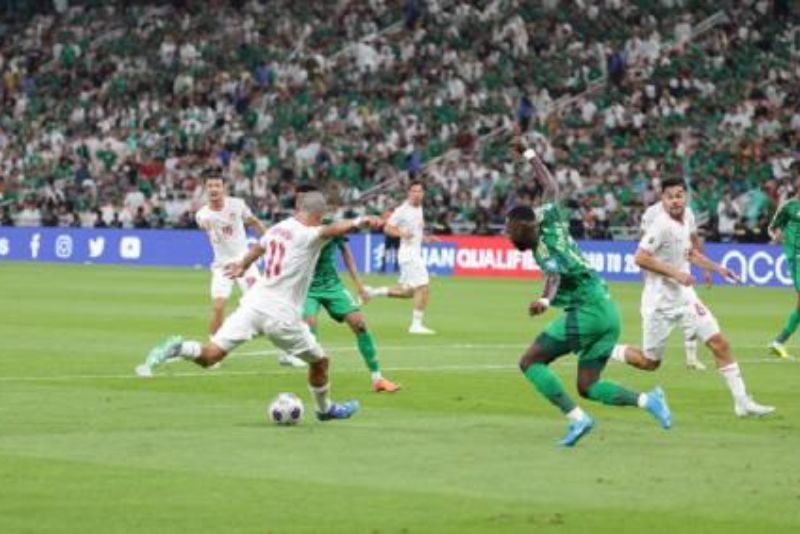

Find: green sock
523;363;576;414
586;380;639;407
776;309;800;343
356;331;380;373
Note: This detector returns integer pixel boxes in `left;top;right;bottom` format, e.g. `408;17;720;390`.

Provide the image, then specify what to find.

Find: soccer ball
268;393;304;425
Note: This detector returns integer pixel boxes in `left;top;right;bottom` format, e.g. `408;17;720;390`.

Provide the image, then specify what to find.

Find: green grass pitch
1;262;799;533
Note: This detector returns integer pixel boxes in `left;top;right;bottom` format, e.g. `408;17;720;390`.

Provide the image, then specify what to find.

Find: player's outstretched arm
635;248;694;286
320;216;379;239
225;243;266;278
688;249;740;283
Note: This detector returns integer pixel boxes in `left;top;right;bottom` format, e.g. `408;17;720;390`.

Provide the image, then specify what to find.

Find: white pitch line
0;358;793;383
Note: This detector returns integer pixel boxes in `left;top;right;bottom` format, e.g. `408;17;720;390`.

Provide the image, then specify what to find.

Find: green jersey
309;236;346;292
533;202;608;308
770;198;800;261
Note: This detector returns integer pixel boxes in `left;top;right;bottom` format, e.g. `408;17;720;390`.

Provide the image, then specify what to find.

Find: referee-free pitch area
1;262;798;533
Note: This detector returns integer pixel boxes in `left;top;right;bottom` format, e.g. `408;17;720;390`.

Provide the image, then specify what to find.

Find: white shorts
642;298;720;361
211;305;325;363
210;264;260;300
398;257;429;289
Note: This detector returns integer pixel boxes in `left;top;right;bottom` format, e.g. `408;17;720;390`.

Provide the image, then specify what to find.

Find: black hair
296;184;319;194
203;168;225;181
408;179;424;189
660;177;686;192
506;205;536;222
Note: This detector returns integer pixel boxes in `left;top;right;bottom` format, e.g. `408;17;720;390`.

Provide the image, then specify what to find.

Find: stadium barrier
0;228;791;288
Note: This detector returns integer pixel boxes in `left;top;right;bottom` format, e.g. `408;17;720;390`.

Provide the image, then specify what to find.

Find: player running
195;171;305;368
640;199;709;371
137;191;379;421
296;186;400;393
768;177;800;359
612;177;775;418
365;180;438;334
507;145;672;447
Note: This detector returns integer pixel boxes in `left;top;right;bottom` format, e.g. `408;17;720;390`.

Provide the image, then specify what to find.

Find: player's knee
518;347;547;372
349;320;367;334
707;334;729;355
576;380;594;399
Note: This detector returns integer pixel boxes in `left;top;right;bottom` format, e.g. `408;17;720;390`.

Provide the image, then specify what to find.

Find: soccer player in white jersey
640;200;709;371
195;172;305;369
365;181;438;334
137;192;380;421
611;177;775;417
195;173;266;335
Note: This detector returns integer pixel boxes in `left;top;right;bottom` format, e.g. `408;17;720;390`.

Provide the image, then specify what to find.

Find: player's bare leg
408;285;434;334
136;337;227;376
344;311;400;392
705;333;775;417
610;344;660;371
209;298;227;335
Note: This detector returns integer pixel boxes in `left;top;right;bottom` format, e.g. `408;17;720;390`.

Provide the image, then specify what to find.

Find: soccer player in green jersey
298;186;400;393
769;179;800;359
506;145;671;447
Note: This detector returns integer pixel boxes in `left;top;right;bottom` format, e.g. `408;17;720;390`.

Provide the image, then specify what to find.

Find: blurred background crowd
0;0;798;242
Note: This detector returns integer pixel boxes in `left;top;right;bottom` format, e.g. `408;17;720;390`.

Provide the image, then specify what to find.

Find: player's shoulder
195;205;211;219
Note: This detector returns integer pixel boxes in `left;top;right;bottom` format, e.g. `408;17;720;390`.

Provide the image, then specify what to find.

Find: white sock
371;286;390;297
637;393;648;408
719;362;748;404
309;383;332;413
685;339;698;363
412;309;424;326
180;341;202;360
566;406;587;422
371;371;383;382
610;344;628;363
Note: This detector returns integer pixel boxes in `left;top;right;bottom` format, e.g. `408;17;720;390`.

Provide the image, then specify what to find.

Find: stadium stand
0;0;797;242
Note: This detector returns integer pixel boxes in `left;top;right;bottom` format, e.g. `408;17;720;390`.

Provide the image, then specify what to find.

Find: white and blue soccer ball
268;393;304;425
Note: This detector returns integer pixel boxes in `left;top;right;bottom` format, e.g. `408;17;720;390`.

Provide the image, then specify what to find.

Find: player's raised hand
224;261;245;279
674;272;695;287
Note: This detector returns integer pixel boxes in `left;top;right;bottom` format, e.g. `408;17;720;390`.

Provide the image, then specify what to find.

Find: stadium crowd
0;0;798;243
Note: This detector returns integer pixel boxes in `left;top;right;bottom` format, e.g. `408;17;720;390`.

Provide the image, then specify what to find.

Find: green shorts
303;286;360;322
534;295;621;369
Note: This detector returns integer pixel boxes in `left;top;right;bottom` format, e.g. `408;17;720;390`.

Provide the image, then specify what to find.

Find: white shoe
135;364;153;378
686;360;707;371
278;353;308;368
734;397;776;417
208;362;222;371
408;324;436;335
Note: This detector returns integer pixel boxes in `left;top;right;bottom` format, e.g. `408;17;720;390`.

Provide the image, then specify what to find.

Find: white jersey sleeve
640;203;661;232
